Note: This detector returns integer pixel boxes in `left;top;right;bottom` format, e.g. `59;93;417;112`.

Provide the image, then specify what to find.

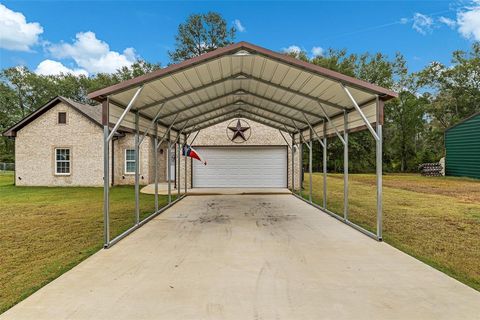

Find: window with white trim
125;149;136;174
55;148;70;175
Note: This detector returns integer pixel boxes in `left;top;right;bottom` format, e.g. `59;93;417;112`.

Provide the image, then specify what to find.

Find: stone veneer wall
15;109;300;188
15;102;105;186
113;135;172;186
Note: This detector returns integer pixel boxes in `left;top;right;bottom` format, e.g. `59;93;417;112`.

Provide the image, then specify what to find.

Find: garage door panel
193;147;287;188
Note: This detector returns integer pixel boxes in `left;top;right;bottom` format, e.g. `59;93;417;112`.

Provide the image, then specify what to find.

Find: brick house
3;96;300;188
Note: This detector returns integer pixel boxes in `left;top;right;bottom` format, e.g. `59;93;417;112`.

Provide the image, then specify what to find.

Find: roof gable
2;96;103;137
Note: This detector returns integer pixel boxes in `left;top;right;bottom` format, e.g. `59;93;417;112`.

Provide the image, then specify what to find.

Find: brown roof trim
88;41;398;101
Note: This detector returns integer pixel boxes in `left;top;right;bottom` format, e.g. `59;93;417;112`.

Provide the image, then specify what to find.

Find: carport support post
323;121;327;209
167;131;171;204
344;111;349;220
291;134;295;193
134;111;140;224
102;99;110;247
154;122;159;212
309;129;313;202
184;135;187;194
177;140;181;197
376;96;383;240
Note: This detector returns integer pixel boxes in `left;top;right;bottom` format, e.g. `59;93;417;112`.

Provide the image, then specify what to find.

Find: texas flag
182;144;207;165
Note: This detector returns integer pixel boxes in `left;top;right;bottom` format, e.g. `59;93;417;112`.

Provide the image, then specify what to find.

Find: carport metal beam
344;111;349;220
239;111;297;133
239;102;308;125
317;102;346;145
156;113;179;149
183;112;243;134
157;89;323;122
237;73;346;111
138;103;165;146
159;93;234;119
180;108;240;130
183;109;296;134
174;101;306;131
240;106;305;129
291;133;295;193
107;86;144;142
309;128;313;202
302;112;325;148
242;91;324;120
134;111;140;224
154;123;159;212
323;121;327;209
136;73;244;111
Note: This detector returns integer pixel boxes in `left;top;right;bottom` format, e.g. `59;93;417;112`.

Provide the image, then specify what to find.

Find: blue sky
1;1;479;77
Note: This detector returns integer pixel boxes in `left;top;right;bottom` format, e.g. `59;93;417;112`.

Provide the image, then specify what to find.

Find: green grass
0;172;174;313
299;173;480;291
1;172;479;313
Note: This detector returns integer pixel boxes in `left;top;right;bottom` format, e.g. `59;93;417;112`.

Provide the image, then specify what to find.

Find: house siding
112;133;156;185
445;113;480;179
15;102;105;186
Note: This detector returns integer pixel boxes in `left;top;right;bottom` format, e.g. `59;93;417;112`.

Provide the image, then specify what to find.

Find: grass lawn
0;172;173;313
300;173;480;291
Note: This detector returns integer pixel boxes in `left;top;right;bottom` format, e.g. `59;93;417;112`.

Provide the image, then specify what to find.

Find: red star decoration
228;119;250;141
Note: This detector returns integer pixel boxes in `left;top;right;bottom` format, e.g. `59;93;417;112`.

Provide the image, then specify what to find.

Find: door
192;146;287;188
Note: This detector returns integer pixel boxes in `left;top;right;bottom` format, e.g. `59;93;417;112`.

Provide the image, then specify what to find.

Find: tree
382;54;429;171
169;12;235;63
416;42;480;159
309;49;399;172
417;42;480;128
0;61;161;161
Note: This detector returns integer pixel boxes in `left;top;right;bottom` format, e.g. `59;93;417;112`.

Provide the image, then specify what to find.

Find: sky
0;0;479;77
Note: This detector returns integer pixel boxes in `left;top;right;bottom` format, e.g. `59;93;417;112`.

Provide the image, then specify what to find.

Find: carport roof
88;41;397;135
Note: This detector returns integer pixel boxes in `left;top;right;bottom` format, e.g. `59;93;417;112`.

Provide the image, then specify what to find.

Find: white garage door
193;147;287;188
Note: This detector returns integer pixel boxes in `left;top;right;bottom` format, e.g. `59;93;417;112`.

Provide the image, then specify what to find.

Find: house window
55;148;70;175
125;149;136;174
58;112;67;124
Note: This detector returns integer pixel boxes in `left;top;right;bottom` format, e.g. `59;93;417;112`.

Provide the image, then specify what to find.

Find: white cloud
311;46;324;57
399;17;409;24
0;4;43;51
412;13;434;35
233;19;246;32
457;1;480;41
47;31;137;74
35;59;88;76
283;45;302;55
439;16;456;29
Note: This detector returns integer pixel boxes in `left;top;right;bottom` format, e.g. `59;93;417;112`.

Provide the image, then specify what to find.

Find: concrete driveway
2;195;479;320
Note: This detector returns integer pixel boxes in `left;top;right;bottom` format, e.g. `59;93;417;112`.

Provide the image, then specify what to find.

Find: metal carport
88;41;397;248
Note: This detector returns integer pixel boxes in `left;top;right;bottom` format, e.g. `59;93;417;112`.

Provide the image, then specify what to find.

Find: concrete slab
140;183;291;195
2;195;479;320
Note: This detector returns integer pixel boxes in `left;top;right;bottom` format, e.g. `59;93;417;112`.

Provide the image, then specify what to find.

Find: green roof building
445;112;480;179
